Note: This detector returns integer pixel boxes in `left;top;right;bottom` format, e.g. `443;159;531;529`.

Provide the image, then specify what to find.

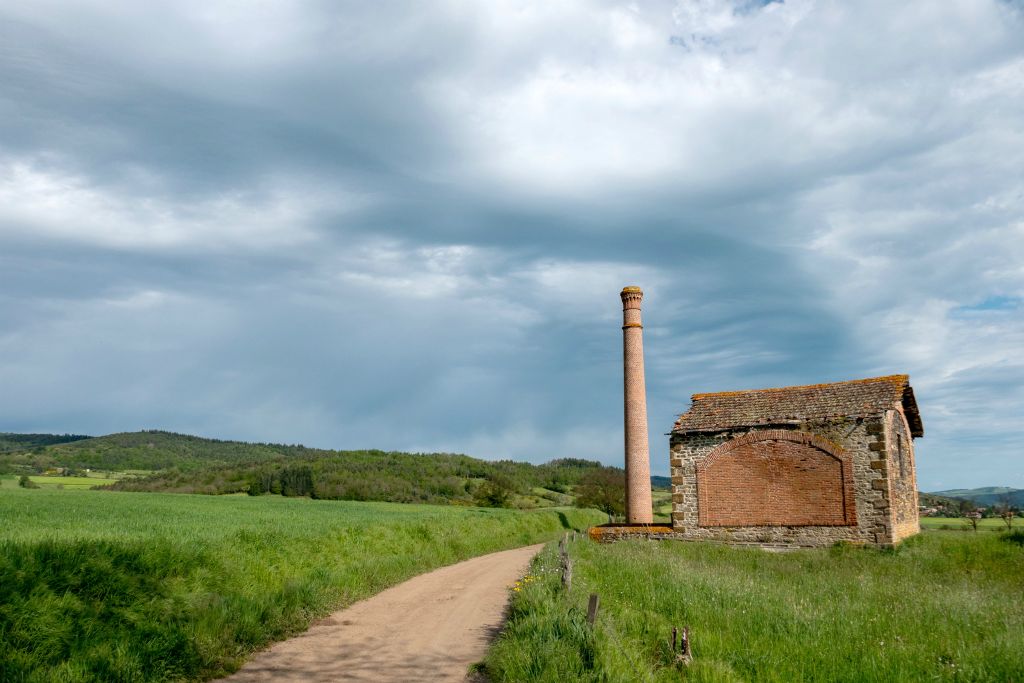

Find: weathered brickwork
696;430;856;527
620;286;653;524
668;376;923;548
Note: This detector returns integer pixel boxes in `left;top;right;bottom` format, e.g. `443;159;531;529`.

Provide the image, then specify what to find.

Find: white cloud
0;156;350;250
1;0;1022;488
426;0;1021;202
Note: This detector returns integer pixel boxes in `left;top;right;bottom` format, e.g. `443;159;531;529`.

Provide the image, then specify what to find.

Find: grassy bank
483;531;1024;682
0;488;603;682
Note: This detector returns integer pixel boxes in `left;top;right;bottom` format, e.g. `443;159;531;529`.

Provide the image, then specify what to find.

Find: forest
1;430;631;509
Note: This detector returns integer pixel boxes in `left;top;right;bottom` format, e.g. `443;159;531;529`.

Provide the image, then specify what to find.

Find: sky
1;0;1022;490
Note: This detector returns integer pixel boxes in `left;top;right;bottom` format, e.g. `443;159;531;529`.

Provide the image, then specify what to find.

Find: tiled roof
673;375;923;437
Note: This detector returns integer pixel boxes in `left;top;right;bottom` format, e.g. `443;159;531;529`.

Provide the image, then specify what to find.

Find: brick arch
696;430;856;527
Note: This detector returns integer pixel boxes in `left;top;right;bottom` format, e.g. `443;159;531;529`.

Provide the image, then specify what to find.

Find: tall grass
484;532;1024;682
0;488;603;682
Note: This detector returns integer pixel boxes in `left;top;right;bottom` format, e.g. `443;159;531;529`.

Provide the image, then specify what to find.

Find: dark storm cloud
1;1;1022;489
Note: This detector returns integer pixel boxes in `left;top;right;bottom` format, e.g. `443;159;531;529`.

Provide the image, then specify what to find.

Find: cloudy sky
1;0;1022;490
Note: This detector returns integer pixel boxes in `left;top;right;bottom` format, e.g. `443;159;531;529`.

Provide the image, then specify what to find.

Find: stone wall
886;407;921;541
670;416;914;547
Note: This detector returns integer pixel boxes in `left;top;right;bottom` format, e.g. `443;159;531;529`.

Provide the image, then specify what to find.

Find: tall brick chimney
621;286;653;524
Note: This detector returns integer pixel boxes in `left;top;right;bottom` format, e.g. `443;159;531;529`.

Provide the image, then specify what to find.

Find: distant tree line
4;431;645;511
0;430;294;474
0;433;91;454
108;447;618;508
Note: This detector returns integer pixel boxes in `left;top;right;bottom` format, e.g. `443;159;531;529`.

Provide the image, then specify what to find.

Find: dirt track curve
221;543;543;682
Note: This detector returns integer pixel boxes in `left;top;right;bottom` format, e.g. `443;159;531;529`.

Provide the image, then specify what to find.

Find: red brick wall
696;430;856;527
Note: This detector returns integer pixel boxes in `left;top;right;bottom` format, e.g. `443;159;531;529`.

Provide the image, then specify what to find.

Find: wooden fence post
560;537;572;592
587;593;600;625
674;625;692;665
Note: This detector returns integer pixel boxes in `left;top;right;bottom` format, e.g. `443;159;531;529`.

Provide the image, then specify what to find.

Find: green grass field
652;489;672;522
0;473;123;490
0;487;603;682
920;516;1015;530
483;531;1024;682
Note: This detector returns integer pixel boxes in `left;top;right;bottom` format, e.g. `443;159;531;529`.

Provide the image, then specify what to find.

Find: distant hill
928;487;1024;507
0;430;648;508
0;430;298;473
107;447;616;505
651;475;672;489
0;432;91;454
918;491;960;507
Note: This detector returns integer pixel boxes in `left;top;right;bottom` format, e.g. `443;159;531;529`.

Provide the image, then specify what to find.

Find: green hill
0;430;630;508
0;432;91;454
651;475;672;489
929;486;1024;507
108;448;615;507
0;430;308;475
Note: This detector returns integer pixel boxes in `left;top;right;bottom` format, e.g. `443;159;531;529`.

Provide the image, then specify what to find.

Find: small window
896;435;906;478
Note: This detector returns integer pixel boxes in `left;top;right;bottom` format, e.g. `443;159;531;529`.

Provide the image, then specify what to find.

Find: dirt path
221;543;544;682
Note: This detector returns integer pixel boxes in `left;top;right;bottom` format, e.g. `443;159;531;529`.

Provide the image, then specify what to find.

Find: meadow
0;474;120;490
0;487;603;682
483;530;1024;682
652;488;672;522
920;516;1013;530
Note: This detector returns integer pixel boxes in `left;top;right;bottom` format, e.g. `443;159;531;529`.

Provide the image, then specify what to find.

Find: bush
17;475;39;489
475;475;515;508
573;469;625;521
279;465;314;497
1003;529;1024;547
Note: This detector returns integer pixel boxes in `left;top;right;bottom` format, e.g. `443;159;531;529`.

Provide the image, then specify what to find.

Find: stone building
670;375;923;547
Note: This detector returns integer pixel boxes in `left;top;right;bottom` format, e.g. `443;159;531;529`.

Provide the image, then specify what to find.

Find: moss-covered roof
673;374;923;437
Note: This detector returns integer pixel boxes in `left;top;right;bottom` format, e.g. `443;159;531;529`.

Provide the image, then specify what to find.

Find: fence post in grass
558;530;574;591
678;626;693;665
587;593;600;626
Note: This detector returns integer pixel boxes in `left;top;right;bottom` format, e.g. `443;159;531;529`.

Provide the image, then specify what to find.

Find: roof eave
672;419;814;435
902;385;924;438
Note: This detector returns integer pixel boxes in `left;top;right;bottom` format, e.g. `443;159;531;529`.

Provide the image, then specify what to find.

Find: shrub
1003;529;1024;547
475;475;515;508
573;469;625;521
